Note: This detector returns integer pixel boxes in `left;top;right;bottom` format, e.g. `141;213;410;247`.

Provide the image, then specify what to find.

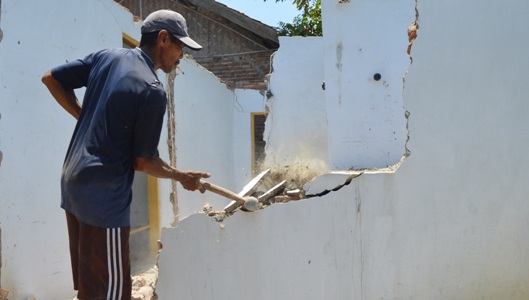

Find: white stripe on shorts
106;228;124;300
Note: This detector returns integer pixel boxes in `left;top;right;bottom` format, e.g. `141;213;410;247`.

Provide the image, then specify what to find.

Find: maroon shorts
66;211;131;300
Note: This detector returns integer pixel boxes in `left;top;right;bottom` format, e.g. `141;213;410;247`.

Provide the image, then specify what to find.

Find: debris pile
131;266;158;300
0;288;9;300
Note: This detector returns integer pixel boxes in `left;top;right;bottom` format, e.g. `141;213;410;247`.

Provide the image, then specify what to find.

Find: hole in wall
245;0;419;208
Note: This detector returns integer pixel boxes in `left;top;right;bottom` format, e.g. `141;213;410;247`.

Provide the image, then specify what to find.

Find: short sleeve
51;52;97;89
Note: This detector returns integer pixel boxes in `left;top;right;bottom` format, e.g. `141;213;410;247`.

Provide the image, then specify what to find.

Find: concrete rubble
131;266;158;300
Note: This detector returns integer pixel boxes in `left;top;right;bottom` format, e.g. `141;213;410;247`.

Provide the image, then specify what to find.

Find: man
42;10;210;300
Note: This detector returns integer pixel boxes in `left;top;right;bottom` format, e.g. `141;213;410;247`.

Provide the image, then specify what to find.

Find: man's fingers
192;172;210;179
196;180;206;193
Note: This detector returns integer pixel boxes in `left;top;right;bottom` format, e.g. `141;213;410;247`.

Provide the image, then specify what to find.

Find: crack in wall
166;70;179;227
400;0;419;167
305;172;364;199
407;1;419;57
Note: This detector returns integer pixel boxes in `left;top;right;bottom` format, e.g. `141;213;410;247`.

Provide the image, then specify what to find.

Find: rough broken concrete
131;267;158;300
0;289;9;300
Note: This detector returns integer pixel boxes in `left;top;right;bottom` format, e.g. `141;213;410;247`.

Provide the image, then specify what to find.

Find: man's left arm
42;70;82;120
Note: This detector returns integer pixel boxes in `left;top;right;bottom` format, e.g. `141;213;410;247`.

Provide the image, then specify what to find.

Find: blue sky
216;0;300;27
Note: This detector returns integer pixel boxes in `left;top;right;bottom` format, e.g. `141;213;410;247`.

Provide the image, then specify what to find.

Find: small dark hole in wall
373;73;382;81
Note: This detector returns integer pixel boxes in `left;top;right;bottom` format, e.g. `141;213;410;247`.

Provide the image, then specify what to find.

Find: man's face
159;36;185;73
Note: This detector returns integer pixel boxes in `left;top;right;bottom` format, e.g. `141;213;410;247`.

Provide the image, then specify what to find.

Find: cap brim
179;36;202;51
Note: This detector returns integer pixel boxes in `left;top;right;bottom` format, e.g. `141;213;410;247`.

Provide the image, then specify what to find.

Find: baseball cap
141;10;203;51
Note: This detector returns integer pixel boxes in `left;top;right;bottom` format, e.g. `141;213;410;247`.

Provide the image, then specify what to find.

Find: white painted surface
323;0;414;170
0;0;263;296
263;37;329;182
0;0;141;298
160;61;267;225
2;0;529;298
157;0;529;299
158;195;358;300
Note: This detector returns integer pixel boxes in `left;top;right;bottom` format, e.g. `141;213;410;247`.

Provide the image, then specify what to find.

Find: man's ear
158;30;170;47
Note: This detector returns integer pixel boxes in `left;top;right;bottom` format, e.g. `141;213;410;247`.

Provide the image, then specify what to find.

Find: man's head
141;10;202;50
140;10;202;73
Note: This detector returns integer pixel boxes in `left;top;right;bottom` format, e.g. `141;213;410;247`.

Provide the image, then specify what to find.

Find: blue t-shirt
52;48;166;228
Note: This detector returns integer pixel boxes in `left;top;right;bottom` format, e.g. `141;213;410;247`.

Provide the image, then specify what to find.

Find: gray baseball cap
141;10;202;51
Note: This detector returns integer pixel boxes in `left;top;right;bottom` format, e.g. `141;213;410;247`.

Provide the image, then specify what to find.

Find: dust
256;159;329;194
202;159;328;220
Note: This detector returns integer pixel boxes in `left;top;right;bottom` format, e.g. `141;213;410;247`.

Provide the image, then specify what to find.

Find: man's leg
67;212;131;300
65;212;81;291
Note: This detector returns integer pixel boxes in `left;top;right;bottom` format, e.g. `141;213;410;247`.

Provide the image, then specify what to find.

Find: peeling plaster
166;70;179;226
407;1;419;56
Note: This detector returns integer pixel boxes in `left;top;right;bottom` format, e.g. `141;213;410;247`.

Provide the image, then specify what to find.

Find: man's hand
174;170;211;193
134;156;210;193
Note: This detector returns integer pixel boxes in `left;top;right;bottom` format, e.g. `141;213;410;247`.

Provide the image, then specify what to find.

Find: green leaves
274;0;322;36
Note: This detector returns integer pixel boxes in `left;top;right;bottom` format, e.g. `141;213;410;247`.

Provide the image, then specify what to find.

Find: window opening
251;112;267;175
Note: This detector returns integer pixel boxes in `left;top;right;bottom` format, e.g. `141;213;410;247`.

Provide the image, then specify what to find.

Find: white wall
323;0;414;170
157;0;529;299
0;0;135;298
159;61;266;226
263;4;412;175
0;0;264;297
263;37;329;183
3;0;529;298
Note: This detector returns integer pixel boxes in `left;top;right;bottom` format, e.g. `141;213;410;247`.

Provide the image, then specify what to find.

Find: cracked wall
157;0;529;299
157;0;417;297
3;0;529;298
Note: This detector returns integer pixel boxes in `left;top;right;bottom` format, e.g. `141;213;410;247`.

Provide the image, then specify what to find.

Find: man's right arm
134;156;210;193
42;70;82;120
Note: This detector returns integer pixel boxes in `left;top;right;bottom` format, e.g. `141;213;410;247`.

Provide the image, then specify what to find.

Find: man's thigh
66;212;131;300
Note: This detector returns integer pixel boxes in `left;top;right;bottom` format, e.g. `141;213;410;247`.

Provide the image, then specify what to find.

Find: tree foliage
271;0;322;36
